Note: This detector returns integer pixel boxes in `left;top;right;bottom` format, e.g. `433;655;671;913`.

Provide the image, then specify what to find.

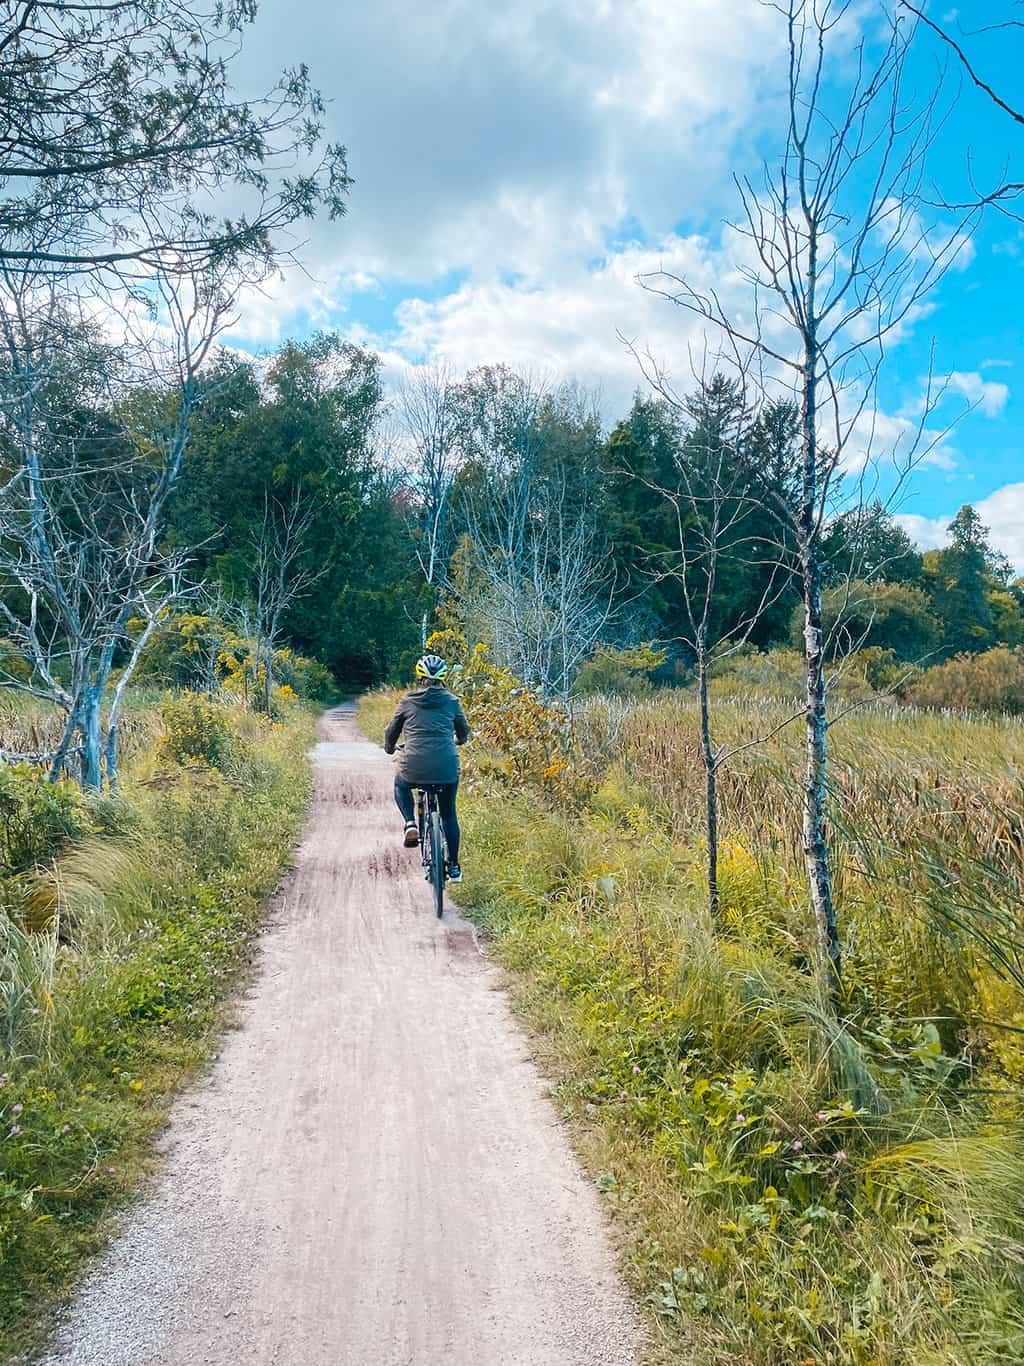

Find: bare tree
638;0;975;992
250;490;326;714
0;262;233;787
455;368;614;700
397;361;462;645
624;365;791;920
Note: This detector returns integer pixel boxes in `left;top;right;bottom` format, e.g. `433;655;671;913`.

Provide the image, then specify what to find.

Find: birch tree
625;368;790;919
0;264;232;786
639;0;975;991
456;368;614;699
397;361;462;645
250;491;326;713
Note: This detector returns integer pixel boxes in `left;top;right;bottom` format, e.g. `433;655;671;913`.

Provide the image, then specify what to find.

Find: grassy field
360;683;1024;1365
0;693;314;1361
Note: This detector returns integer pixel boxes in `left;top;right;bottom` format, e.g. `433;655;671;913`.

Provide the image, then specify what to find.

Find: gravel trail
39;704;641;1366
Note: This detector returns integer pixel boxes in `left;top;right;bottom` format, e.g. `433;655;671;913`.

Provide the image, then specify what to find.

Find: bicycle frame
415;784;448;918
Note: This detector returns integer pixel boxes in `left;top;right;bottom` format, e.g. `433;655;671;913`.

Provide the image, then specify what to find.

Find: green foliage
269;647;335;704
791;579;942;662
423;628;469;668
573;643;667;697
823;502;923;585
906;645;1024;714
0;766;89;877
165;337;422;685
709;647;806;699
918;505;1009;658
989;587;1024;647
1;0;349;279
0;697;313;1358
133;613;336;703
159;695;239;769
0;643;29;685
428;686;1024;1364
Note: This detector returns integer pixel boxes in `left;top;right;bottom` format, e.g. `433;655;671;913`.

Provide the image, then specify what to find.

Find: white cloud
895;511;955;553
353;233;964;492
229;268;382;346
234;0;788;285
977;483;1024;574
218;0;996;497
897;483;1024;575
943;370;1010;418
373;232;784;418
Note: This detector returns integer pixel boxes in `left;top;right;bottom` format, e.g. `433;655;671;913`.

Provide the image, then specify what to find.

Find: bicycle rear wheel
430;810;445;918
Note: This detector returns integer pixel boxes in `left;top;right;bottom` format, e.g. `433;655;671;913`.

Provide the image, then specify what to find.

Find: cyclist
383;653;470;882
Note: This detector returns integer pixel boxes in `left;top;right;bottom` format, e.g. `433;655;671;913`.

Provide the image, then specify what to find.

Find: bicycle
415;784;449;918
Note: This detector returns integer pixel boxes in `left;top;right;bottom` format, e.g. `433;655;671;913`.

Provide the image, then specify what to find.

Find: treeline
3;316;1018;800
153;345;1021;703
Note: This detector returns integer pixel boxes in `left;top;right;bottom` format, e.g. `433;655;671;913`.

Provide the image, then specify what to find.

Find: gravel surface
39;705;641;1366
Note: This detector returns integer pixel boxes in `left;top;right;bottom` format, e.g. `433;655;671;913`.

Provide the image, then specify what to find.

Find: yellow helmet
415;653;448;680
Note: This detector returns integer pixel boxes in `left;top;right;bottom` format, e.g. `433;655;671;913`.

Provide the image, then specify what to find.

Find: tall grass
0;692;314;1361
404;684;1024;1365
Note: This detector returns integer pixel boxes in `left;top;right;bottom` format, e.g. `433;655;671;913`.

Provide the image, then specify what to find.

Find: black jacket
383;685;470;785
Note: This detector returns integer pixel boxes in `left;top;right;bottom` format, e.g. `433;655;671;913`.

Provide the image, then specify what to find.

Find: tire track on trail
39;704;641;1366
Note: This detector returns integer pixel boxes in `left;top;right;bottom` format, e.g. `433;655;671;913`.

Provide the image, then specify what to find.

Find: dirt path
40;705;640;1366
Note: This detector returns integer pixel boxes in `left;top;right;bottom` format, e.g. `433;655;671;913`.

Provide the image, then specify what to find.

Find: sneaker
403;822;419;848
447;863;463;883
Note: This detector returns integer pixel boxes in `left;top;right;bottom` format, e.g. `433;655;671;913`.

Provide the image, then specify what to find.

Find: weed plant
360;680;1024;1364
0;693;313;1360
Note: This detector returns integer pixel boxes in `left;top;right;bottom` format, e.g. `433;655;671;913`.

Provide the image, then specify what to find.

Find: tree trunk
48;702;80;782
263;642;273;714
104;723;120;791
799;317;841;994
81;687;103;791
697;637;720;921
801;556;840;989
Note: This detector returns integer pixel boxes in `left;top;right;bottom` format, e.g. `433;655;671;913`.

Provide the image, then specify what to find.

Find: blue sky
228;0;1023;570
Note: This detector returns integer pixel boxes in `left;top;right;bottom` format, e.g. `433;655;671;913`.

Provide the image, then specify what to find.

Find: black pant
394;778;460;863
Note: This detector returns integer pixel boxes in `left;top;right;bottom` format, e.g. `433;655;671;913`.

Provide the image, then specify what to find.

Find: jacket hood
405;685;451;710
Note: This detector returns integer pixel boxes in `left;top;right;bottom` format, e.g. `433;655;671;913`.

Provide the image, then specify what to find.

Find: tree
601;396;689;642
0;265;231;786
823;502;923;586
792;579;942;662
901;2;1024;215
921;505;1002;656
250;492;326;713
628;371;789;920
638;0;974;992
165;335;420;684
397;361;462;645
0;0;349;278
453;368;614;699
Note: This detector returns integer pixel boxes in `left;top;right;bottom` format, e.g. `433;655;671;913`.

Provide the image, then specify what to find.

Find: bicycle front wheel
430;810;445;918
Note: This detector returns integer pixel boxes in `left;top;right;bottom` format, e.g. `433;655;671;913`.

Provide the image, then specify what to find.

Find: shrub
134;612;336;702
906;646;1024;715
436;644;592;804
789;579;942;661
710;647;806;699
271;647;335;703
424;627;469;668
0;765;89;876
159;694;239;768
573;643;667;697
837;646;921;697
